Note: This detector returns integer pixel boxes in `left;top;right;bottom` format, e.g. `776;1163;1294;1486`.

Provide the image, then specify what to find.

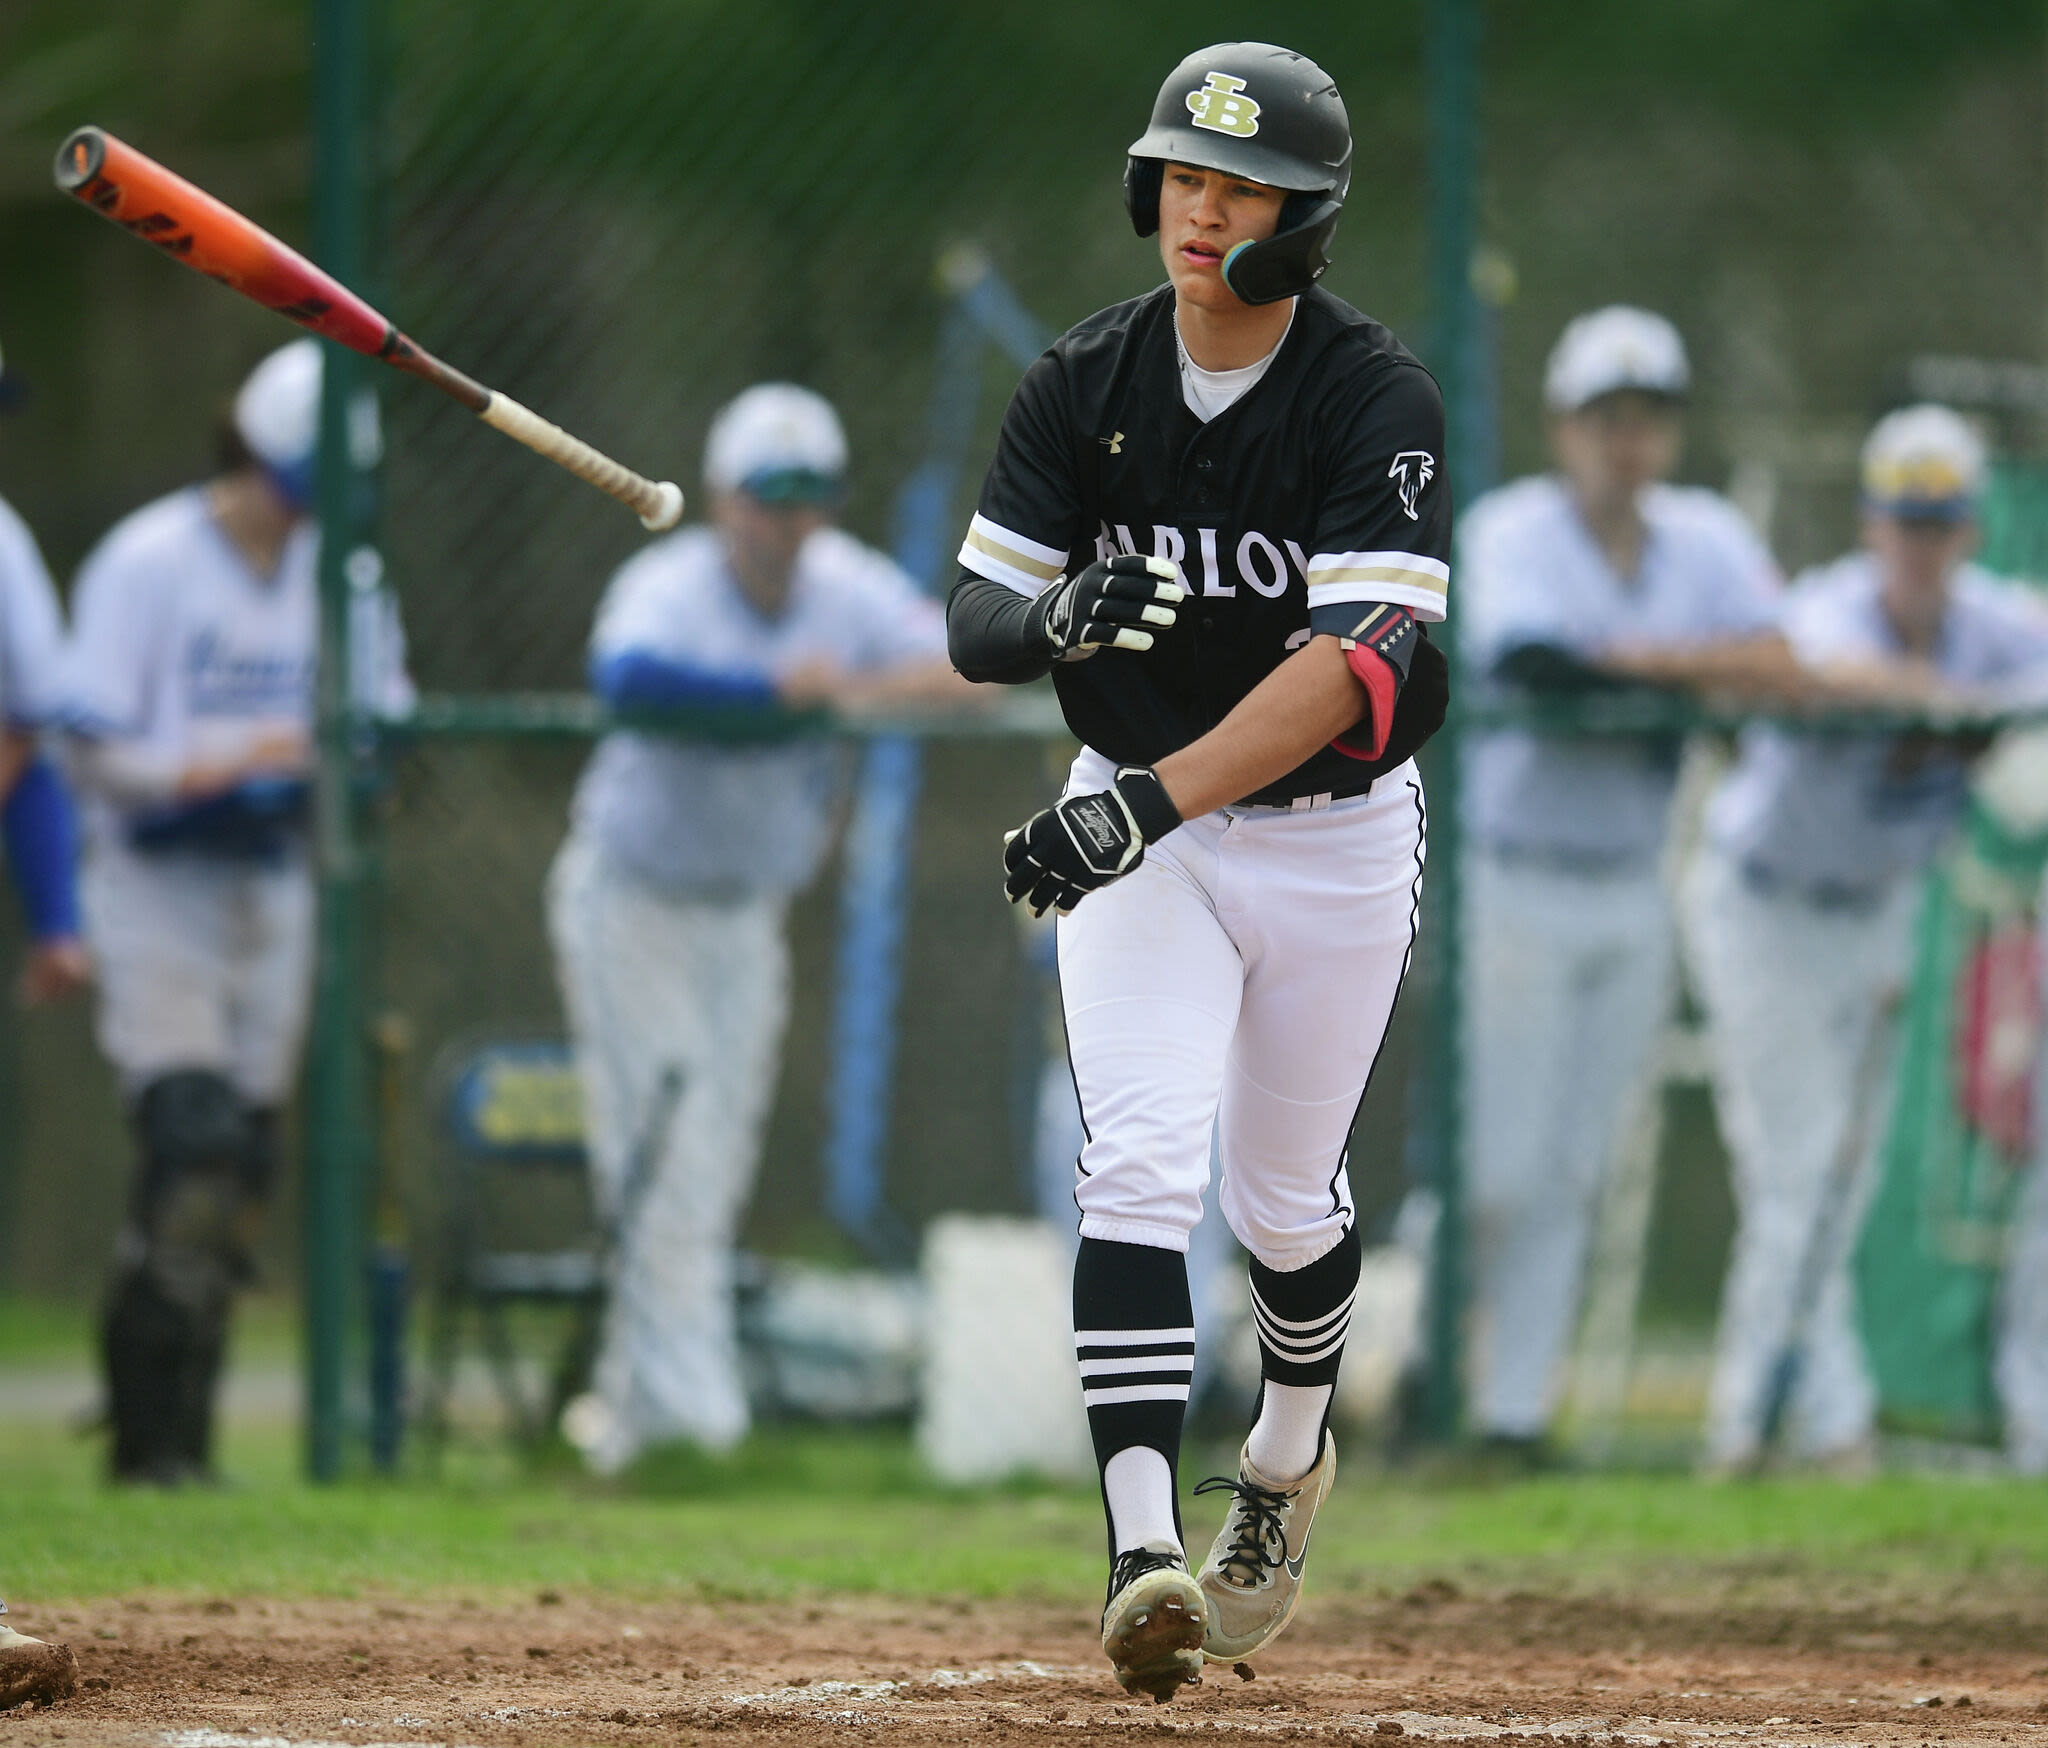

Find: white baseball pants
1057;748;1427;1273
1681;847;1917;1466
80;837;315;1105
1462;851;1674;1438
1997;1047;2048;1473
1997;1150;2048;1472
547;834;790;1471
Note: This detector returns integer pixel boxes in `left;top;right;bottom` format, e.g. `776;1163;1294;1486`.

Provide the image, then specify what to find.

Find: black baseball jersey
956;282;1451;805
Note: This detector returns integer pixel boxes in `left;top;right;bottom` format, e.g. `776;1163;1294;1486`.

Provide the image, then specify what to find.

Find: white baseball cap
702;382;847;502
1861;403;1985;521
234;337;322;469
1544;305;1690;414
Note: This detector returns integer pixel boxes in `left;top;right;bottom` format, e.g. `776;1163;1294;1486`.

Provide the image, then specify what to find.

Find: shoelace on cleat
1105;1545;1185;1612
1193;1474;1293;1587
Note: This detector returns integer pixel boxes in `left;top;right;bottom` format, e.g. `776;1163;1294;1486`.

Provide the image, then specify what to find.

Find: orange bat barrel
56;127;406;369
54;126;493;414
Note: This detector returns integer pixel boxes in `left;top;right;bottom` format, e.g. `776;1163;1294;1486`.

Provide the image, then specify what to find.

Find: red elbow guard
1332;641;1399;761
1330;604;1416;762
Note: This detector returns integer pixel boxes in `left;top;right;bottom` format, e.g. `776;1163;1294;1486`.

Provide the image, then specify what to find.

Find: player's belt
1737;857;1891;916
1481;842;1653;878
1228;788;1384;816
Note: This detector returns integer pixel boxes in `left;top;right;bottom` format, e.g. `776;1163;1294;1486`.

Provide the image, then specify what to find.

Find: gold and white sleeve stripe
1306;550;1449;622
958;514;1067;598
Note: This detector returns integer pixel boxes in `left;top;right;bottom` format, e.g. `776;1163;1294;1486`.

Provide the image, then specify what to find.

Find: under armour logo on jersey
1186;72;1261;137
1387;451;1436;522
1099;431;1125;454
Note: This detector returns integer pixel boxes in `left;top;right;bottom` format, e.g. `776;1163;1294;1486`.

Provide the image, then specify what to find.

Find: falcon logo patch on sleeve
1388;451;1436;521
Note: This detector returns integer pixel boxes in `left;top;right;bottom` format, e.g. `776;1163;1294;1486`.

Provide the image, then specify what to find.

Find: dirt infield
3;1580;2046;1748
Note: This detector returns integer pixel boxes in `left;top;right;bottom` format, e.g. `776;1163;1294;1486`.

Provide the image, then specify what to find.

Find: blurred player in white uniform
0;339;88;1005
0;345;89;1702
66;339;412;1483
549;383;968;1474
1459;307;1797;1460
2001;1019;2048;1472
1685;405;2048;1474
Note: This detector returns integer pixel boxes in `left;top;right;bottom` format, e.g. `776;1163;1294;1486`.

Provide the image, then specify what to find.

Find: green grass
0;1293;300;1368
6;1295;2045;1612
5;1404;2048;1608
0;1296;102;1366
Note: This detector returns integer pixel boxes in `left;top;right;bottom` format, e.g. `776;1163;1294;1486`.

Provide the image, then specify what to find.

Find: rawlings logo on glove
1003;766;1183;916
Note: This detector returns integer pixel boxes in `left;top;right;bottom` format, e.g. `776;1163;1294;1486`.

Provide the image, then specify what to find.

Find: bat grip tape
478;392;685;530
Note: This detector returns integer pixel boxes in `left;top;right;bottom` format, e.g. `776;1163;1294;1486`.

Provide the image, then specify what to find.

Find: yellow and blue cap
1861;403;1984;523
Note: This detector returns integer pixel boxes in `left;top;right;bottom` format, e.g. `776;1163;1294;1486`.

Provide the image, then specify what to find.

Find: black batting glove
1002;765;1183;916
1033;554;1186;660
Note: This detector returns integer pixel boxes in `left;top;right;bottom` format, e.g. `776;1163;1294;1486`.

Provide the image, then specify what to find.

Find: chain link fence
4;0;2048;1469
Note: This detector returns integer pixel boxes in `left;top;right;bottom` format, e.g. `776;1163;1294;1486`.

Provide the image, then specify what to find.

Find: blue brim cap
1863;492;1975;524
740;465;842;506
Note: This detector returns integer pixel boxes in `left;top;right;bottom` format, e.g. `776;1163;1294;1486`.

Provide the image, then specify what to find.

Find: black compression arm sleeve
947;569;1054;685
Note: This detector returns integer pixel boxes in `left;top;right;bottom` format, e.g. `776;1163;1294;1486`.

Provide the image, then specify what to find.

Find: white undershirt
1175;304;1295;422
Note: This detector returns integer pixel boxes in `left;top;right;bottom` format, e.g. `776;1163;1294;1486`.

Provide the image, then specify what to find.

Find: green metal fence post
304;0;376;1482
1421;0;1482;1444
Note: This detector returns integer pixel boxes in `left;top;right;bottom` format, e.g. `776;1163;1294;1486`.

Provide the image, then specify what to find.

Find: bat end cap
53;125;107;193
639;481;685;532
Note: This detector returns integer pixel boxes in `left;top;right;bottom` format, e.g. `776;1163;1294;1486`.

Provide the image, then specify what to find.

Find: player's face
1863;510;1976;596
1158;163;1287;309
1550;392;1683;505
714;490;830;612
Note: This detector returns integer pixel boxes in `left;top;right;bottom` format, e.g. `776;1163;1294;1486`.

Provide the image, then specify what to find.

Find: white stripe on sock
1081;1383;1192;1407
1255;1331;1349;1366
1248;1284;1357;1335
1074;1327;1198;1346
1078;1354;1195;1378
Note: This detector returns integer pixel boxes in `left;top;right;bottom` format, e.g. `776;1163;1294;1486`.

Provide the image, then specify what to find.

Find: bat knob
640;481;685;533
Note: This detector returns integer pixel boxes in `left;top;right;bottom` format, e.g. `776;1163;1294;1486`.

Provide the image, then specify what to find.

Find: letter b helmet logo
1187;72;1262;137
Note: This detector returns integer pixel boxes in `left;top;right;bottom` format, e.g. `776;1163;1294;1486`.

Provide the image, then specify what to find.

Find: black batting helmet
1124;42;1352;307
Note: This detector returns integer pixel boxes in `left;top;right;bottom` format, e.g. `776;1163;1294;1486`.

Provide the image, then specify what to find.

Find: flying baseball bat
53;126;683;531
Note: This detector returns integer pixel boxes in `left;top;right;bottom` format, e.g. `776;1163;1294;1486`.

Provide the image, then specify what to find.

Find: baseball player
1457;306;1795;1463
1999;1032;2048;1473
0;344;87;1710
1683;404;2048;1475
0;350;88;1005
949;42;1450;1701
65;338;413;1483
549;382;968;1476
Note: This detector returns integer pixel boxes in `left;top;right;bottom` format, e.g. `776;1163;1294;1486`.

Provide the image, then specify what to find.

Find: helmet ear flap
1124;157;1163;238
1220;196;1343;305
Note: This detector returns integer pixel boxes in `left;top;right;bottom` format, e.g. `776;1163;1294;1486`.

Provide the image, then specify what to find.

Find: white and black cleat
1100;1542;1205;1703
0;1601;80;1712
1194;1430;1337;1663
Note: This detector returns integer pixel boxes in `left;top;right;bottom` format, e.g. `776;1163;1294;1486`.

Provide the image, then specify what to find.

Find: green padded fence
1853;460;2048;1444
